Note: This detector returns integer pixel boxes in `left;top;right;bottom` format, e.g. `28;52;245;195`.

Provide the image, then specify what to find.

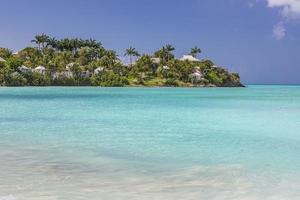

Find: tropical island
0;34;244;87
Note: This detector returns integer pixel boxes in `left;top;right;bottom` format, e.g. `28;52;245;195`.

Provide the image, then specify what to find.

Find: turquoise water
1;86;300;200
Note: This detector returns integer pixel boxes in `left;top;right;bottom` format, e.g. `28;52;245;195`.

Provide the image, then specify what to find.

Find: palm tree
31;33;50;50
154;46;170;63
124;46;140;66
165;44;175;61
190;46;202;58
47;37;58;50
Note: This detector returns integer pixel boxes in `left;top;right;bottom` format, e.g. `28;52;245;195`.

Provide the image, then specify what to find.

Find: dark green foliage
24;72;51;86
6;73;28;86
206;70;223;86
52;77;77;86
165;78;179;87
0;48;13;59
91;71;129;87
6;57;23;71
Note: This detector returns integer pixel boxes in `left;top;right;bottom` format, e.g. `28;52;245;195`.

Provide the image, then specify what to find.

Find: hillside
0;34;244;87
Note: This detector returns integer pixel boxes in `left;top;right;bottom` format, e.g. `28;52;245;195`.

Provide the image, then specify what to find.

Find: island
0;34;244;87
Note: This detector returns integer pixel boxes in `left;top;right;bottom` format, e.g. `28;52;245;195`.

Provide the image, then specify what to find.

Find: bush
206;71;223;86
6;73;28;86
24;72;51;86
0;62;6;69
91;71;129;87
6;57;23;71
165;78;179;87
52;77;77;86
77;77;92;86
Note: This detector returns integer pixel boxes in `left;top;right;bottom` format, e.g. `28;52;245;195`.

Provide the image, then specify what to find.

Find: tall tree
124;46;140;66
31;33;50;50
190;46;202;58
154;46;171;63
0;48;13;59
165;44;175;61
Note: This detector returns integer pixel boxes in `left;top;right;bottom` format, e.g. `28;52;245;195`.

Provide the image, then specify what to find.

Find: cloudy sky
0;0;299;84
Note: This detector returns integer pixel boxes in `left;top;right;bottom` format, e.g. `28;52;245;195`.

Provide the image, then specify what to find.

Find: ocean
0;86;300;200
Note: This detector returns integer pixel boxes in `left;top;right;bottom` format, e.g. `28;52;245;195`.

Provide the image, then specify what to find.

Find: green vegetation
0;34;244;87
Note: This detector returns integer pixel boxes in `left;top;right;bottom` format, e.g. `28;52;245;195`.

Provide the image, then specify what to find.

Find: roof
180;55;200;62
0;57;6;62
18;65;30;70
94;67;105;74
190;71;203;78
35;66;46;70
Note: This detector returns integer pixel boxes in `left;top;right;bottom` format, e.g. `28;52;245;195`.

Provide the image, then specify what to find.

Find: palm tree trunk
130;55;132;66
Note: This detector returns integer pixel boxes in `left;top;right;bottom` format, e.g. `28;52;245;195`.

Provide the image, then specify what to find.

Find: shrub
52;77;77;86
206;71;223;86
165;78;179;87
6;73;28;86
91;71;129;87
24;72;51;86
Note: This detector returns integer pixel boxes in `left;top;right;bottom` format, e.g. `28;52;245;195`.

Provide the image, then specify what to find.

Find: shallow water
0;86;300;200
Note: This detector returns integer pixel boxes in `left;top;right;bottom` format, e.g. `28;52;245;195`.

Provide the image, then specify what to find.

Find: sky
0;0;300;84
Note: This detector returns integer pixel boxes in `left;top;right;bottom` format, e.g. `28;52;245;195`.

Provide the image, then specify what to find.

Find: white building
80;70;91;78
94;67;105;75
0;57;6;62
34;66;46;74
18;65;31;74
180;55;200;62
189;71;203;84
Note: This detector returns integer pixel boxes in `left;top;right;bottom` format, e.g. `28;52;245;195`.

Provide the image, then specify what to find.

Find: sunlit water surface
1;86;300;200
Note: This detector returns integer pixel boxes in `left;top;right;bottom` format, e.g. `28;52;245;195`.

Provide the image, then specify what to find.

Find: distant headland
0;34;244;87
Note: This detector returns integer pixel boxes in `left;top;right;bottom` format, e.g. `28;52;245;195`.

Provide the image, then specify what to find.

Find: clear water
0;86;300;200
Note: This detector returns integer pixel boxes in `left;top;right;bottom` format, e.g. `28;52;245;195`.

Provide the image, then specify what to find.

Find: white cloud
263;0;300;39
267;0;300;19
247;0;300;39
273;22;286;39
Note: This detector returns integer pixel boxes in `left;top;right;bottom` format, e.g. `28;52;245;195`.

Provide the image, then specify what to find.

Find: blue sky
0;0;300;84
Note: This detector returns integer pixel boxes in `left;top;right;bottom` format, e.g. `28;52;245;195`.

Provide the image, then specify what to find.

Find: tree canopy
0;34;243;87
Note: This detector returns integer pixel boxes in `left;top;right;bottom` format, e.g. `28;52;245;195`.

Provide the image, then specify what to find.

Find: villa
189;70;203;84
78;66;91;78
17;65;31;74
180;55;200;62
94;67;105;75
34;66;46;74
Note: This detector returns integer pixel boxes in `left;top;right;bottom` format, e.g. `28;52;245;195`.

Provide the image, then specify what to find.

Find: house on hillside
189;71;203;84
79;66;91;78
180;55;200;62
17;65;31;74
94;67;105;75
34;66;46;74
